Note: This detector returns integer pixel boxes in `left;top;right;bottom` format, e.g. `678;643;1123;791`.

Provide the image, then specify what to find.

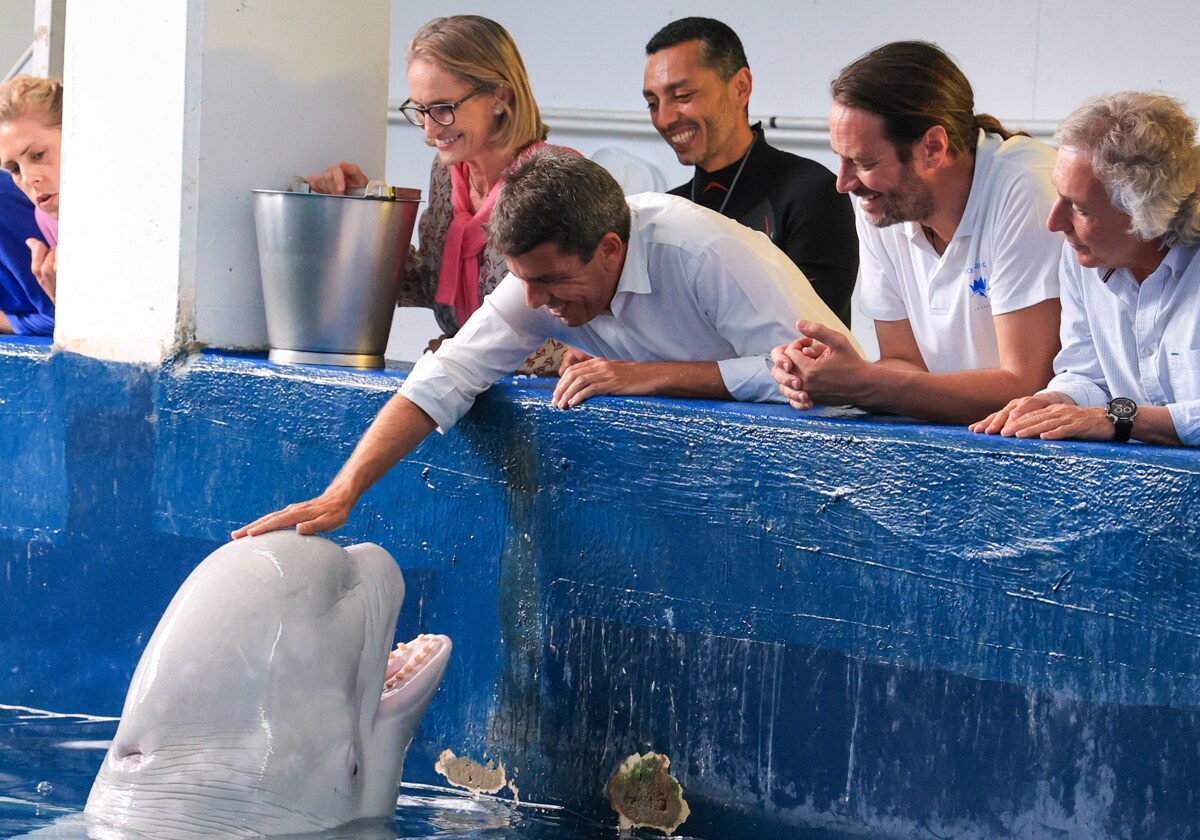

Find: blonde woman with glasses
308;15;570;374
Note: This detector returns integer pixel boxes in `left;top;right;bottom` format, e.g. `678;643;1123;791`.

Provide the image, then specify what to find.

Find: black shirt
669;124;859;325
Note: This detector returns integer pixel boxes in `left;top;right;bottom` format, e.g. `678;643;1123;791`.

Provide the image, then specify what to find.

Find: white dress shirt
400;192;856;431
1045;241;1200;445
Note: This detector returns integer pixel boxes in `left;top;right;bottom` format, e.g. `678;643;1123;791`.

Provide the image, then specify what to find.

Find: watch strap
1112;417;1133;443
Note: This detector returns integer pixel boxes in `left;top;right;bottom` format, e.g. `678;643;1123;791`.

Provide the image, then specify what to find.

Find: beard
859;165;936;228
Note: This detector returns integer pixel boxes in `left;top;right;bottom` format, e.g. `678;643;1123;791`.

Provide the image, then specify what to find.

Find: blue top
0;172;54;335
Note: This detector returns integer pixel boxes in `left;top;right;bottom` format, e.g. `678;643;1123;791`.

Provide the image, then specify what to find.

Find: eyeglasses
399;85;487;127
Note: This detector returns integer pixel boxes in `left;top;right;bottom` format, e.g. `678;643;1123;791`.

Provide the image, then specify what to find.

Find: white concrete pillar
30;0;66;79
58;0;390;363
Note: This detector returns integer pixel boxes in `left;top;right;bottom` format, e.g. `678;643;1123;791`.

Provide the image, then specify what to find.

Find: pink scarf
434;166;498;327
434;142;546;327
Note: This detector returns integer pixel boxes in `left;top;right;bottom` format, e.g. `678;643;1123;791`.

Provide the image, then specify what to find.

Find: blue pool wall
3;340;1199;839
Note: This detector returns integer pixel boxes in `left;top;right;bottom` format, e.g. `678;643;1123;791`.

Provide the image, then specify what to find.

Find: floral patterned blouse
398;153;566;376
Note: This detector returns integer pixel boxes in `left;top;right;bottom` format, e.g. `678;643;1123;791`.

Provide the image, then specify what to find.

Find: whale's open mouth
382;634;450;702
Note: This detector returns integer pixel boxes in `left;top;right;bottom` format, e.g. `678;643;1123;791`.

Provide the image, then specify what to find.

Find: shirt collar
1101;240;1191;293
608;203;652;317
693;122;763;180
1161;240;1198;279
901;128;993;246
955;128;994;238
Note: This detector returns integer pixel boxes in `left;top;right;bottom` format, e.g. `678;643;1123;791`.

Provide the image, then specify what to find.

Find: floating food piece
434;749;510;796
606;751;690;836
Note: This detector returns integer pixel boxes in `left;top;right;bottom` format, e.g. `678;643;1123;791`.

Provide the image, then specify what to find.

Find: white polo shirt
857;130;1062;373
400;192;857;431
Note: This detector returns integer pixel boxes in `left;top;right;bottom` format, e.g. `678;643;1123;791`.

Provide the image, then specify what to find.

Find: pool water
1;706;869;839
0;706;622;839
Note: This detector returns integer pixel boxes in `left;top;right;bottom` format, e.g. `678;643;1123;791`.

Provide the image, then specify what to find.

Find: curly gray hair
1055;91;1200;247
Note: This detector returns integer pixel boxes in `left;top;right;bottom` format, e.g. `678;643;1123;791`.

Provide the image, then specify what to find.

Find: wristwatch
1105;397;1138;442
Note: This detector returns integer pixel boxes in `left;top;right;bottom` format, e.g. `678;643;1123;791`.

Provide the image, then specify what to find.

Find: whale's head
85;532;451;838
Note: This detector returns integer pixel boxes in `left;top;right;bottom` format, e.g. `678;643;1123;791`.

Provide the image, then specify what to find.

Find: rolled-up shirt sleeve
718;356;781;403
399;274;548;431
1168;402;1200;445
694;236;858;403
1041;248;1111;407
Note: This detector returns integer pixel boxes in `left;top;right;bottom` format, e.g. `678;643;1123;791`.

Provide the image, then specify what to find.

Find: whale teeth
383;636;447;696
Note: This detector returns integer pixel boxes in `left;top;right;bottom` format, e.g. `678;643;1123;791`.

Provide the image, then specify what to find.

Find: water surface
0;706;664;838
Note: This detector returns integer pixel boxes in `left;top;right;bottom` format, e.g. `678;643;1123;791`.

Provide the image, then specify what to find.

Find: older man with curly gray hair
971;91;1200;446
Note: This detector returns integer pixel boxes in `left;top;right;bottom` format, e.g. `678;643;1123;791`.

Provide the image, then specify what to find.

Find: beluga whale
82;531;451;838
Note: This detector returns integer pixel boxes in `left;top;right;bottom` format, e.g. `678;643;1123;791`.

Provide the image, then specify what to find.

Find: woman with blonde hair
310;15;569;373
0;74;60;330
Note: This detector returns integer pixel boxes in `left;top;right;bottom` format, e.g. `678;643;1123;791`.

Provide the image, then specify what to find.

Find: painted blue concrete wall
2;340;1199;838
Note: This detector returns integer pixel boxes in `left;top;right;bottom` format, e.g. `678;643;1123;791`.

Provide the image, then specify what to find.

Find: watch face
1108;397;1137;420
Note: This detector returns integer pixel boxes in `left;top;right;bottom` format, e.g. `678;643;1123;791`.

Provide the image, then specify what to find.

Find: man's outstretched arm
232;394;437;537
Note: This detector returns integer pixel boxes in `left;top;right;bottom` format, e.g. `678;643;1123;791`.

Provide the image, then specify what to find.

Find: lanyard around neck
691;129;759;216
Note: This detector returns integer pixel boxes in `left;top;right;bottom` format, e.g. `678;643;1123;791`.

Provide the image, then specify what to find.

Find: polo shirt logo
970;276;989;298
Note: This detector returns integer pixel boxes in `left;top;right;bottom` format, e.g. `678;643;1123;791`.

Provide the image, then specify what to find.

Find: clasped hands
769;318;867;409
771;319;1114;441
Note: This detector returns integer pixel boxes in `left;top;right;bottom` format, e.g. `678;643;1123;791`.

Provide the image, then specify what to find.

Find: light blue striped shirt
1045;241;1200;445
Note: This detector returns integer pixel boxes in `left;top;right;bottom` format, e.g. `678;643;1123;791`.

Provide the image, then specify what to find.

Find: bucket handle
281;175;419;201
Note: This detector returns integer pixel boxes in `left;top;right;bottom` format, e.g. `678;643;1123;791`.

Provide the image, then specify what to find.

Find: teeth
382;636;445;694
670;129;696;145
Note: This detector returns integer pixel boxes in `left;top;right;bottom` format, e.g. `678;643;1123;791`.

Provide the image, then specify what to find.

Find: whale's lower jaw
381;633;453;716
361;634;454;814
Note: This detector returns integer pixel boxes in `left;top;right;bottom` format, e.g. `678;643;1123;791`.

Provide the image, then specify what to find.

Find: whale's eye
352;762;359;778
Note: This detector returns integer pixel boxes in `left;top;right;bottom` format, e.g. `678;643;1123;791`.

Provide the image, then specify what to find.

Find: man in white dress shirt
971;92;1200;446
235;147;856;536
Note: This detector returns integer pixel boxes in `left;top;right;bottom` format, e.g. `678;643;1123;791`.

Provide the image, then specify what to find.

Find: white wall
192;0;390;349
382;0;1200;361
57;0;390;362
0;0;33;75
42;1;1200;362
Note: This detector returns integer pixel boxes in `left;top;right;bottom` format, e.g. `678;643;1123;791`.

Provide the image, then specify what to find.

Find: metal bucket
252;185;422;368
